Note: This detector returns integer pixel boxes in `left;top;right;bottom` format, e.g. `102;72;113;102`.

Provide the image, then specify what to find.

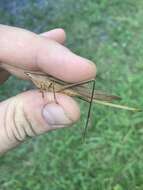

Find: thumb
0;90;80;154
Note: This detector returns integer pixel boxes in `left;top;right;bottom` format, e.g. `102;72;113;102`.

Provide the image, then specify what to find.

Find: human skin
0;25;96;154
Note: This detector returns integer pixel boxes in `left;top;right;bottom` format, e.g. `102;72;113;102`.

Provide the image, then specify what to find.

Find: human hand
0;25;96;154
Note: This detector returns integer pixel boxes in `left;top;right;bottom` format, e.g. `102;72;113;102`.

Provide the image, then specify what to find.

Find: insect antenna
83;78;96;139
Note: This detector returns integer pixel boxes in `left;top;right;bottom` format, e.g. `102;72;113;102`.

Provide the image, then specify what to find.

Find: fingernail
42;103;72;125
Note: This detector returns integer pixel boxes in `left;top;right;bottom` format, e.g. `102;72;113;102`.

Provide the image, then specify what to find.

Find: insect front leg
41;90;45;99
39;82;46;98
52;81;59;104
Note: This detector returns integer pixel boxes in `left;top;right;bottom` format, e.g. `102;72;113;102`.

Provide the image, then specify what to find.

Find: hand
0;25;96;154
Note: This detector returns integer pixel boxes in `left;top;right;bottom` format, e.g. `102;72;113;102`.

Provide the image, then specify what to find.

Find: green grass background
0;0;143;189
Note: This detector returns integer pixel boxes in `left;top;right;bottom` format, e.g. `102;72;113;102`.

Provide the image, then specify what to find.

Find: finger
0;25;96;83
0;90;80;154
40;28;66;44
0;29;66;83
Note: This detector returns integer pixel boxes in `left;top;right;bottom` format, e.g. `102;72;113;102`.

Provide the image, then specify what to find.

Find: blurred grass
0;0;143;189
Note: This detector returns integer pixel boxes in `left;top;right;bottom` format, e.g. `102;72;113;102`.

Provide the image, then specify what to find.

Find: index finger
0;25;96;82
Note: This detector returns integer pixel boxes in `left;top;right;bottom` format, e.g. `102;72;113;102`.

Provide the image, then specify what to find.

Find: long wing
72;85;121;102
45;74;121;102
25;71;141;112
46;75;121;102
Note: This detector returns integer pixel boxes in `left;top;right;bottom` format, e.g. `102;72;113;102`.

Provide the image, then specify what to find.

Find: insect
25;71;141;136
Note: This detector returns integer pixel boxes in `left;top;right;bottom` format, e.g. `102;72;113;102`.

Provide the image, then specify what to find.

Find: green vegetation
0;0;143;189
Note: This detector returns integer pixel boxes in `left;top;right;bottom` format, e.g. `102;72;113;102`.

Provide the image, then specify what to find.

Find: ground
0;0;143;190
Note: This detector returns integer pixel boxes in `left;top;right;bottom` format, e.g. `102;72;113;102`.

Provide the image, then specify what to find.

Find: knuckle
4;97;37;143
